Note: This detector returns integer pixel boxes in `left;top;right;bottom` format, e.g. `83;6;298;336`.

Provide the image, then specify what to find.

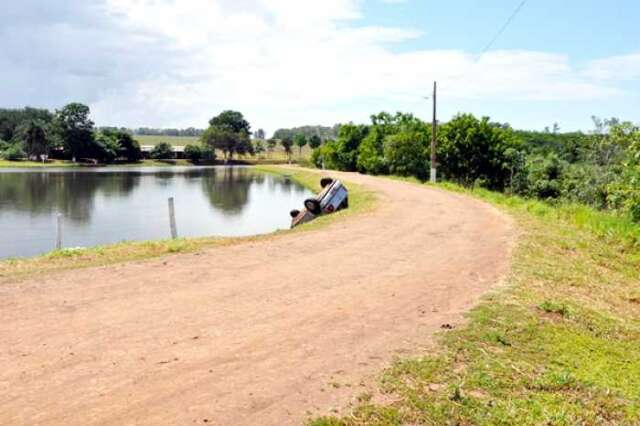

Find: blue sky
2;0;638;133
360;0;640;131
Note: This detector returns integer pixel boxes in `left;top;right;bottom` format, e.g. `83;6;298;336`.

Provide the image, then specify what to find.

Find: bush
150;142;174;160
2;144;26;160
383;131;429;179
201;146;216;162
184;144;203;162
357;128;387;174
523;154;565;199
438;114;520;190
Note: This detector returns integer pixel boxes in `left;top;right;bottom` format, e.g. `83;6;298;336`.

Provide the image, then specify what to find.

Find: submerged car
290;177;349;228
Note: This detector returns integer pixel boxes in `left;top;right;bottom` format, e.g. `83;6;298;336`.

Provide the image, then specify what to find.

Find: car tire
304;198;321;214
290;209;300;218
320;177;333;188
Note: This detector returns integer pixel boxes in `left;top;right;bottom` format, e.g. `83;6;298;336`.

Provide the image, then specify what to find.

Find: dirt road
0;169;514;425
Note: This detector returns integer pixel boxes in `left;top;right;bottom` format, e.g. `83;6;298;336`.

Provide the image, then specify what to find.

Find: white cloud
583;52;640;81
2;0;632;132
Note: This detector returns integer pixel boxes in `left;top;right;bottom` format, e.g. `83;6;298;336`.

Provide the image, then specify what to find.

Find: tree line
0;104;143;163
310;111;640;223
272;124;340;141
133;127;204;137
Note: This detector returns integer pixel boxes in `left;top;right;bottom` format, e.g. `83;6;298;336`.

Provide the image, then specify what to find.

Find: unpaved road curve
0;168;514;425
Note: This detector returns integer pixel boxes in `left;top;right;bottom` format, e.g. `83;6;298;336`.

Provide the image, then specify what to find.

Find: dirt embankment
0;169;514;425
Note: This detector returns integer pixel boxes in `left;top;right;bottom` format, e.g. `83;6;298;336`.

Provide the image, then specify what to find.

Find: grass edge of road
310;176;640;425
0;166;377;282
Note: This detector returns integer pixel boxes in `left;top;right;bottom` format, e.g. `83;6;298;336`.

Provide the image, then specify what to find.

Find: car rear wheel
320;177;333;188
304;198;321;214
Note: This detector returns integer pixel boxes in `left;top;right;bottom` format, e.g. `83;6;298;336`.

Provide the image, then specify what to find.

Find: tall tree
254;128;266;140
280;137;293;162
202;110;253;162
209;110;251;134
294;134;307;157
53;103;95;160
309;134;322;149
17;119;50;159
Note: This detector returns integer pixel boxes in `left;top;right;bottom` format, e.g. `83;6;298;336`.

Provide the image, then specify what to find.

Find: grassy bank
0;159;78;168
0;167;376;282
312;180;640;425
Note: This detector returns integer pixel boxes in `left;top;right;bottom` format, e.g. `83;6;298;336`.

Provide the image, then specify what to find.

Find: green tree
309;135;322;149
0;107;53;142
280;137;293;162
203;111;253;161
17;119;50;159
606;123;640;221
438;114;520;189
254;140;266;157
266;138;277;158
254;128;266;140
150;142;174;159
317;123;369;171
383;130;429;179
115;131;142;162
209;110;251;134
53;103;96;160
294;134;307;157
184;144;203;162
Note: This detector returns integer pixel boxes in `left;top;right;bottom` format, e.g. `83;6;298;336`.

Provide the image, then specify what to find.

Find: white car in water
290;177;349;228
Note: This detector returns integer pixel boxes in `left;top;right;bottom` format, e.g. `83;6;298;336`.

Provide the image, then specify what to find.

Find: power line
478;0;528;58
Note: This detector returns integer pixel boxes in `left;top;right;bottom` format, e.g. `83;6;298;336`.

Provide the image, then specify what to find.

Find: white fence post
55;214;63;250
168;197;178;239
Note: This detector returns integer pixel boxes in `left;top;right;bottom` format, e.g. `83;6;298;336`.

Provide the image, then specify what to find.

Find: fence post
168;197;178;239
55;213;63;250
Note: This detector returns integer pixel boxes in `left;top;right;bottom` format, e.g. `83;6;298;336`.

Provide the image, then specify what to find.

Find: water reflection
0;171;139;223
0;167;314;258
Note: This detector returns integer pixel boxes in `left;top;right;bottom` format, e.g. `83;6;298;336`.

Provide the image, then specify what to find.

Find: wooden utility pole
430;81;437;183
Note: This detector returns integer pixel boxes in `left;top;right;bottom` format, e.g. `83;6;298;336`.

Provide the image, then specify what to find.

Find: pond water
0;166;314;259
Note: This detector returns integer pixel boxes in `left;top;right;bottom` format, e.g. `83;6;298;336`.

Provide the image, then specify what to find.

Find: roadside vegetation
310;112;640;225
311;181;640;425
0;167;376;282
300;110;640;423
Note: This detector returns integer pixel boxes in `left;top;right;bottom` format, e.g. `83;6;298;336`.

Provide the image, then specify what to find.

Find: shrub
357;128;387;174
201;146;216;162
438;114;520;190
150;142;174;160
383;130;429;179
184;144;203;162
2;144;26;160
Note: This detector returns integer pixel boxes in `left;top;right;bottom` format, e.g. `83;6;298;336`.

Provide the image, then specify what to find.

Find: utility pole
430;81;437;183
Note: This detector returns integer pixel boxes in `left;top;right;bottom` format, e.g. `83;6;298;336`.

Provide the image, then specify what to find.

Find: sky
1;0;639;134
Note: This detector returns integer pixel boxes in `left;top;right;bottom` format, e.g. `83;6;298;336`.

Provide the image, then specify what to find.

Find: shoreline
0;166;377;282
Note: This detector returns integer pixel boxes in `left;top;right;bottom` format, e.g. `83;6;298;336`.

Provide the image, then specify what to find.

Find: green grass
0;166;377;282
0;159;78;168
309;179;640;425
134;135;200;146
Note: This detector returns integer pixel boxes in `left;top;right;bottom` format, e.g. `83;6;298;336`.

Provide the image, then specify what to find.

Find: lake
0;166;314;259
